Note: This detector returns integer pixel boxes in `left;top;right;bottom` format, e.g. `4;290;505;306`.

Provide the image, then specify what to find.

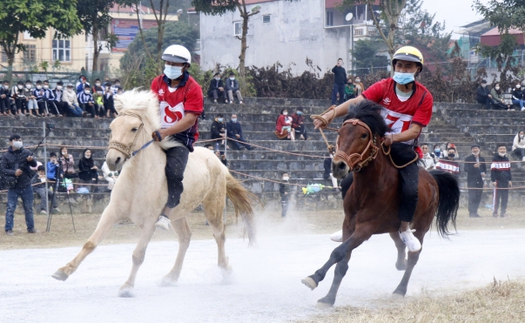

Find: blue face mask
217;118;223;122
296;111;302;115
229;77;235;81
393;72;415;85
164;64;183;80
231;118;237;122
434;148;440;153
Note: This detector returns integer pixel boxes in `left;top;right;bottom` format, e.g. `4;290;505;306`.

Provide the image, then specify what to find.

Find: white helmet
162;45;191;66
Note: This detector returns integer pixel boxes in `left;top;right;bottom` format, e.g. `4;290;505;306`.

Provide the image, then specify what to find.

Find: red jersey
151;73;203;151
362;78;433;145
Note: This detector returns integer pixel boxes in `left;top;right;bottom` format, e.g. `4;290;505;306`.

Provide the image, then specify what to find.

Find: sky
420;0;490;38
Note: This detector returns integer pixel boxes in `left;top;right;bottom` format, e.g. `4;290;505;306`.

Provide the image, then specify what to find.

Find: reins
108;111;157;159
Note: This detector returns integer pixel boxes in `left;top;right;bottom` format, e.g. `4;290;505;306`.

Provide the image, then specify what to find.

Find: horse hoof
221;267;235;284
392;289;407;298
158;276;177;287
395;260;407;271
118;287;135;298
51;270;69;281
301;276;318;290
316;297;335;307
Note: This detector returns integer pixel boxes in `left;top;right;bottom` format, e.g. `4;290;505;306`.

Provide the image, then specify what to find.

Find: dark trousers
14;98;27;114
341;143;419;223
38;101;60;115
0;97;10;113
294;124;308;139
80;103;95;117
513;148;525;159
208;89;225;101
165;145;189;208
331;83;346;105
493;181;509;215
54;101;69;115
5;185;35;232
281;196;288;217
467;181;483;216
228;136;253;150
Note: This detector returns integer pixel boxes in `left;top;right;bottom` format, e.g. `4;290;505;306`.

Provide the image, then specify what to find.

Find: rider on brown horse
314;46;433;252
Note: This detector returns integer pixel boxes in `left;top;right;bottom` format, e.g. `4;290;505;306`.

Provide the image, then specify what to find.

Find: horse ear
114;96;124;114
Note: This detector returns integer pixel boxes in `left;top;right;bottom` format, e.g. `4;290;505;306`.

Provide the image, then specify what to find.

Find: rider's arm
391;123;422;143
314;95;365;128
160;113;199;138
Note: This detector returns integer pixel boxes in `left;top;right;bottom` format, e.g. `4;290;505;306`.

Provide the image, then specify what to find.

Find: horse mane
114;89;161;131
343;100;391;136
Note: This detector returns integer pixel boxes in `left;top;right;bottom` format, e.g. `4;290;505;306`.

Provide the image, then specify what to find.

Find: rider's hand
313;109;336;129
152;130;164;142
383;134;394;147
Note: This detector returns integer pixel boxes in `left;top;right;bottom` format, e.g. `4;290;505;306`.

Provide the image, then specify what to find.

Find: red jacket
275;115;292;132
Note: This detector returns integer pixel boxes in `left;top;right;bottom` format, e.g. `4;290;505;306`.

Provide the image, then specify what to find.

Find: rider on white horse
151;44;204;230
317;46;434;252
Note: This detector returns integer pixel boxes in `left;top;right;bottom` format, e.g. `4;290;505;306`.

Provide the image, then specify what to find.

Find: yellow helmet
392;46;424;72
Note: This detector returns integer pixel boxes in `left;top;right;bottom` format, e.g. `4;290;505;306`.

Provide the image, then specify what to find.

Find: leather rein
107;111;149;159
335;118;380;172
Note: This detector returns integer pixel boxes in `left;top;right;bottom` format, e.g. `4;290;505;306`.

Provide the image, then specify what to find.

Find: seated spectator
62;83;84;117
420;143;435;170
323;146;339;189
24;80;39;117
344;77;356;100
204;144;214;151
512;130;525;161
101;161;118;191
211;114;226;150
11;81;26;116
77;86;96;118
442;142;459;159
47;152;59;183
225;72;243;104
512;81;525;111
275;109;294;140
226;113;254;150
207;72;225;103
103;83;117;118
215;150;228;166
31;165;58;214
78;149;99;192
111;79;121;95
476;80;493;109
291;108;307;140
435;147;460;178
53;82;68;116
433;144;443;162
490;82;511;110
354;76;365;96
0;80;12;116
59;146;76;178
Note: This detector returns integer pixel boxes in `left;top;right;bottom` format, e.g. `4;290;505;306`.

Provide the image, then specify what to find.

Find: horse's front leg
159;217;191;286
52;210;120;281
392;235;424;297
389;232;407;271
118;221;156;297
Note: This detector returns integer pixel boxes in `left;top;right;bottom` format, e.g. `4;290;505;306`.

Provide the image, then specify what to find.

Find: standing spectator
464;144;486;218
59;146;76;178
491;144;512;217
0;80;11;115
275;109;294;140
279;172;290;217
211;114;226;150
225;72;243;104
207;72;225;103
323;146;338;189
78;149;99;192
31;165;58;214
442;142;459;159
111;79;121;95
76;75;90;94
1;134;37;235
226;113;254;150
47;152;59;183
420;143;435;170
291;108;308;140
354;76;365;97
331;58;346;105
344;77;356;100
103;82;117;117
11;81;26;116
77;86;96;117
433;144;443;162
53;81;68;116
62;83;84;117
435;147;460;178
512;130;525;161
511;81;525;111
490;82;511;110
101;161;118;191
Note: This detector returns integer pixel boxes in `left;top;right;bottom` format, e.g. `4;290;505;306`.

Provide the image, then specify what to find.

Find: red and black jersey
490;154;512;183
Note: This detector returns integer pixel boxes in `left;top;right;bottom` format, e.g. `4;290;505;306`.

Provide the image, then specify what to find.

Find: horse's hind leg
119;223;156;297
52;211;120;281
160;217;192;286
204;199;231;275
389;232;407;271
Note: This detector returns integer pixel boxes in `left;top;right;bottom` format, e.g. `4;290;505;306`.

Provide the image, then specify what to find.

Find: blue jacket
47;160;58;180
225;78;239;92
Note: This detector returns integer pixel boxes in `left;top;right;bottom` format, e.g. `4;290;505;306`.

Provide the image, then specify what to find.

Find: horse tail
430;169;460;237
226;172;257;244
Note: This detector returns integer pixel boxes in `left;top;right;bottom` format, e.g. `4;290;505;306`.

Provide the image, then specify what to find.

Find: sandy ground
1;208;525;323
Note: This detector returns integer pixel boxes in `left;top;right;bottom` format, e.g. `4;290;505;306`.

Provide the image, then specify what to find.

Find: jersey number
164;107;183;124
385;114;411;132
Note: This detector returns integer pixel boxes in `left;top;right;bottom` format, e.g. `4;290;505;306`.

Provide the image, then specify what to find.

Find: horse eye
361;133;368;139
131;127;138;132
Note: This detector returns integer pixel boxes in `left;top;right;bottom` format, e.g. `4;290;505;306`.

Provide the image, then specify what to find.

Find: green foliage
351;39;389;75
478;33;518;71
474;0;525;33
191;0;237;15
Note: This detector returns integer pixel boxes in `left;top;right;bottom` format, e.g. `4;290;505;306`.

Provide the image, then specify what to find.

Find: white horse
52;90;256;297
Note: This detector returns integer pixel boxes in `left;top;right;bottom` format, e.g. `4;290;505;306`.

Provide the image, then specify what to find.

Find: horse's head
332;100;390;178
106;90;160;171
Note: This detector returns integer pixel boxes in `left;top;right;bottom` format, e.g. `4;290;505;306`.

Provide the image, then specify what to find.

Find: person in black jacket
226;113;254;150
78;149;99;192
0;80;12;115
1;134;38;235
279;172;290;217
491;144;512;217
464;145;486;218
207;73;225;103
476;80;500;110
210;114;226;150
330;58;347;105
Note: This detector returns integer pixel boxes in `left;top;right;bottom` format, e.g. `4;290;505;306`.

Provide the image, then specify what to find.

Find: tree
0;0;82;81
351;39;389;76
474;0;525;44
76;0;118;73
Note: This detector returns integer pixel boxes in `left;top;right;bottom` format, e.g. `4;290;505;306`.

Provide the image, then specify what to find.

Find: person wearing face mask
53;81;68;116
291;107;308;140
211;113;226;149
344;77;356;100
432;144;442;163
279;172;291;217
511;81;525;111
490;82;510;110
77;86;96;117
436;147;460;179
62;84;83;117
24;80;39;117
476;80;494;110
226;113;254;150
11;81;27;116
150;44;204;231
59;146;76;179
316;46;433;251
76;75;90;94
1;134;38;235
0;80;12;116
207;72;225;103
103;82;117;118
512;130;525;161
275;109;295;140
491;144;512;217
464;144;486;218
224;72;243;104
78;149;99;192
331;58;347;105
354;76;365;96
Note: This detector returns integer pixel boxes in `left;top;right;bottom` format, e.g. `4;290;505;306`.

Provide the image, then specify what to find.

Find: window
263;15;271;23
23;31;34;40
23;44;36;63
52;39;71;62
233;21;241;36
326;11;334;26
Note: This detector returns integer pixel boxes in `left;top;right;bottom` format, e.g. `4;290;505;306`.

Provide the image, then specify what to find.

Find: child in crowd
31;165;59;214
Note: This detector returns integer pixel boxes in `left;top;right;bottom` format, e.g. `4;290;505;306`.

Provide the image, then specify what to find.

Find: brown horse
301;100;459;306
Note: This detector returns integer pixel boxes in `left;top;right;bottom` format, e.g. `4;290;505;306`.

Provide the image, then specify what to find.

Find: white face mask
214;78;220;81
283;176;289;181
36;85;42;90
283;112;288;116
355;79;360;82
84;90;90;94
95;83;101;86
17;85;23;90
26;84;32;89
229;77;235;81
13;141;23;149
3;85;9;89
164;64;183;80
498;152;506;157
517;85;521;89
495;86;500;90
43;85;49;89
57;86;63;90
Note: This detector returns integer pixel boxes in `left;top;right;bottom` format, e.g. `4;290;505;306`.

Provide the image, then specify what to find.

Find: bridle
108;111;148;159
335;118;380;172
